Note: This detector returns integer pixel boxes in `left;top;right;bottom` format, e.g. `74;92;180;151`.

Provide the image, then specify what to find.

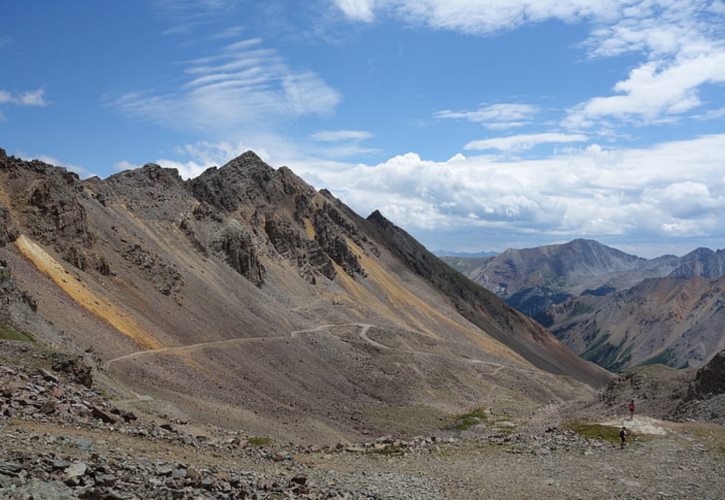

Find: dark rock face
687;350;725;399
0;208;19;246
0;154;100;271
313;211;364;278
212;225;265;287
189;151;372;284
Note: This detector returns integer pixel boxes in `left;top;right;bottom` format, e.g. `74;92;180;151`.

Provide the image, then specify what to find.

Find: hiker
619;426;627;448
628;400;635;420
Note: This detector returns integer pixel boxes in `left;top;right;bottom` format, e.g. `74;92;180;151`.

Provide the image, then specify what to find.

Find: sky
2;0;724;257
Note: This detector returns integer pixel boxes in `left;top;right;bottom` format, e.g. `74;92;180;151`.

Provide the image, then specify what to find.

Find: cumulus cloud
285;134;725;246
465;133;588;152
333;0;376;22
112;38;340;132
435;103;538;130
565;51;725;126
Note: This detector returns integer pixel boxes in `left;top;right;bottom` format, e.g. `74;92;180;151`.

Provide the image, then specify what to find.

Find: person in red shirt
628;400;635;420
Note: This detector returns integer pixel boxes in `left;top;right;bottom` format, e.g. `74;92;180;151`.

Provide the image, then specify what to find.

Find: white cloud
0;88;48;107
113;38;340;132
335;1;725;129
17;89;48;106
311;130;373;141
155;159;210;179
114;160;140;171
465;133;588;152
565;51;725;126
333;0;376;22
435;103;538;130
284;134;725;245
333;1;630;34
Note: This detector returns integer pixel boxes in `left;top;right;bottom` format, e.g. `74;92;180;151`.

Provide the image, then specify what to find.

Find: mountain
0;148;609;443
669;248;725;278
549;276;724;370
445;239;724;371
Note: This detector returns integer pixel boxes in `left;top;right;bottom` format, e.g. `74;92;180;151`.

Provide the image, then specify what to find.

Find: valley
0;149;722;498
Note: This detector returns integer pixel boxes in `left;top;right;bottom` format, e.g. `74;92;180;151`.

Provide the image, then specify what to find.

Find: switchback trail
103;323;370;369
103;323;547;378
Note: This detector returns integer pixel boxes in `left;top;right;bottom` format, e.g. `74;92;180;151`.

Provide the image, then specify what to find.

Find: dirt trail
104;323;553;380
599;415;669;435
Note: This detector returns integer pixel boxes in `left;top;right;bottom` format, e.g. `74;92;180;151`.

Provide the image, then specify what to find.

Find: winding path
103;322;549;378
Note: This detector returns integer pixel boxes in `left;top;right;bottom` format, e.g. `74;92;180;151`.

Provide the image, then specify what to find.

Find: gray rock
65;461;87;478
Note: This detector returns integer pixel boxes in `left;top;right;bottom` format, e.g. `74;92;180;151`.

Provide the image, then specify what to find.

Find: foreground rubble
1;340;724;499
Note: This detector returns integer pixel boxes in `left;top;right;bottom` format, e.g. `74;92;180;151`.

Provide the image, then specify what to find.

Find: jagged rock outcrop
212;224;265;287
687;350;725;399
0;207;19;247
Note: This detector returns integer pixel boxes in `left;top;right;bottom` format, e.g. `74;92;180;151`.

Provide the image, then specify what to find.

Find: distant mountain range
432;249;497;258
443;239;724;371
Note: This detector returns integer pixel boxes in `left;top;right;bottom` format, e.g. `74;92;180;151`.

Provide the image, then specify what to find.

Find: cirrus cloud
112;38;340;133
434;103;539;130
464;133;589;152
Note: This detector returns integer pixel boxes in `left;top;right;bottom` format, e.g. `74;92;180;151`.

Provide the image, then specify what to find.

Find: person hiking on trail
629;400;635;420
620;427;627;449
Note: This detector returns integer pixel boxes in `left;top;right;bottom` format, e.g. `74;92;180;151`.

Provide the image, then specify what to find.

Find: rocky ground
2;339;724;499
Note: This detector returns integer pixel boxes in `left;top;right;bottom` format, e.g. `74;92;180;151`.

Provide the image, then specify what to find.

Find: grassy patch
247;436;272;446
564;420;651;445
447;407;489;431
0;324;34;342
445;405;520;433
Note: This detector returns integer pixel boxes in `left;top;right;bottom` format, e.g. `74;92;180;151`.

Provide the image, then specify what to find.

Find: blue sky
2;0;724;257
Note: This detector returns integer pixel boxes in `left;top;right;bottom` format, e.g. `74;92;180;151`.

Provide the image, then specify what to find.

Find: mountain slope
549;276;725;370
445;239;724;371
0;148;609;442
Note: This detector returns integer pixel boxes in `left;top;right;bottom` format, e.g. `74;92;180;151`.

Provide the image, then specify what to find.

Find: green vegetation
448;407;489;431
0;324;34;342
444;406;518;433
581;332;632;372
247;436;272;446
564;420;650;445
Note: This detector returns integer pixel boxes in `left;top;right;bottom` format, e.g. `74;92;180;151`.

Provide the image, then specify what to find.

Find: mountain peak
221;150;269;171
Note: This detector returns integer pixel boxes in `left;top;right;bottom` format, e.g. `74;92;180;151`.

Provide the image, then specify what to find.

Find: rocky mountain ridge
0;147;608;444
